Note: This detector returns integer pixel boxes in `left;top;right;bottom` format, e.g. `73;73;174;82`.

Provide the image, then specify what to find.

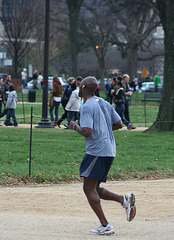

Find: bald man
69;76;136;235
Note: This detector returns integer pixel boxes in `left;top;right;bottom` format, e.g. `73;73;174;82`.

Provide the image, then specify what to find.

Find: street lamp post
36;0;52;128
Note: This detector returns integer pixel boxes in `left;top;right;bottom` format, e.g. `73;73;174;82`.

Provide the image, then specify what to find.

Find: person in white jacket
4;84;18;126
65;82;80;128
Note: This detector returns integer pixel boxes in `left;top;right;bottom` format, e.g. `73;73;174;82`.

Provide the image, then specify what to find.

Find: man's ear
82;83;87;88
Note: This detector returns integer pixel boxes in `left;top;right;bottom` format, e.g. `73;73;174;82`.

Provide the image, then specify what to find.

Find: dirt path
0;123;148;132
0;179;173;240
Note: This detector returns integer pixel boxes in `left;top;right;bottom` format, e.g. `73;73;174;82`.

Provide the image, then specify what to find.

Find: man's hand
113;120;123;130
69;120;76;130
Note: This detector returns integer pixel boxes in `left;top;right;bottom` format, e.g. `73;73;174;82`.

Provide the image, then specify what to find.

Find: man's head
79;76;97;99
112;77;117;85
116;81;122;89
6;75;11;83
117;76;122;82
68;77;75;84
76;76;82;87
8;84;15;92
123;74;130;83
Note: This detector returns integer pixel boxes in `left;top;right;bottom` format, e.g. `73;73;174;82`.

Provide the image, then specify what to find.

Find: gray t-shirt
80;96;121;157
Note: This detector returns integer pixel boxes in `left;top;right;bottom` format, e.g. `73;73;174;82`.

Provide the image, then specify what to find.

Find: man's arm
69;120;92;137
112;120;123;131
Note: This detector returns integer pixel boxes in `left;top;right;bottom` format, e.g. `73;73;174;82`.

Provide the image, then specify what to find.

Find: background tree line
0;0;173;131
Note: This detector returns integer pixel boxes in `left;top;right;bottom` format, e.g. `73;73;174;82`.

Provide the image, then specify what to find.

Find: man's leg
97;184;123;204
83;177;108;226
124;102;130;122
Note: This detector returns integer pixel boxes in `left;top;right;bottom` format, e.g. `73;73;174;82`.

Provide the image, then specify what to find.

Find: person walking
33;70;38;89
57;77;75;128
49;76;62;127
4;84;18;127
65;82;80;127
1;75;12;124
21;68;28;89
69;76;136;235
122;74;136;129
108;77;117;105
104;79;110;101
154;74;160;92
113;81;132;130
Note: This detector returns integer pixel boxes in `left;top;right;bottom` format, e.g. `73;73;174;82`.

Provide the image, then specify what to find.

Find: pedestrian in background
49;76;62;127
65;82;80;127
33;70;38;89
154;74;160;92
21;68;28;89
108;77;117;105
112;81;132;130
57;77;75;128
104;79;110;101
122;74;136;129
4;84;18;127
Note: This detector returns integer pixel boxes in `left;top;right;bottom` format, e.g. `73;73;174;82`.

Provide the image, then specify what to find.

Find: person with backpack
56;77;75;128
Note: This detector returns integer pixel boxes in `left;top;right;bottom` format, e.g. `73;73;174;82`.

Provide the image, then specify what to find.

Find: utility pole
36;0;52;128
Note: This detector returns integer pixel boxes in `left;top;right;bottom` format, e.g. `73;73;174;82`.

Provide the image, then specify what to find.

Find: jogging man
69;76;136;235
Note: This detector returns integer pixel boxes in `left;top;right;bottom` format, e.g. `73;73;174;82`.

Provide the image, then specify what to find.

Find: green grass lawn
0;127;173;184
0;89;170;185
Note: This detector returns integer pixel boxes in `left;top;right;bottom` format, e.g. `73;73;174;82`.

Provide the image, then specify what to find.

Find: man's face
7;75;11;82
76;80;82;87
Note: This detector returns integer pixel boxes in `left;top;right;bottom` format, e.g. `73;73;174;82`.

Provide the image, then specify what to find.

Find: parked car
48;77;68;90
0;73;8;79
26;79;42;89
136;82;163;92
27;76;68;90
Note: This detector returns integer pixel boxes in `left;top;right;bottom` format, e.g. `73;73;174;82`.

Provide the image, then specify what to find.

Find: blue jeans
67;111;79;125
4;108;18;126
22;79;27;88
116;104;130;127
49;101;60;122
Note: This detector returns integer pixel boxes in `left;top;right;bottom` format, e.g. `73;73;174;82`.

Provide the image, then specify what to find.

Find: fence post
29;107;33;177
21;90;25;123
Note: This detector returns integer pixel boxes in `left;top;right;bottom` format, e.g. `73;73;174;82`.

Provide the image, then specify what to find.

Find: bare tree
0;0;43;77
148;0;174;131
27;0;68;75
79;0;113;89
108;0;160;80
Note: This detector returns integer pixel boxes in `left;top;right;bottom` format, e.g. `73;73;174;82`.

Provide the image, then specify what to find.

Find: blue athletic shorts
80;154;114;182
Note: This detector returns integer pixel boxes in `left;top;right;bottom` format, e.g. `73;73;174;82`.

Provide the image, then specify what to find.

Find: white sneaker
123;193;136;221
90;223;115;235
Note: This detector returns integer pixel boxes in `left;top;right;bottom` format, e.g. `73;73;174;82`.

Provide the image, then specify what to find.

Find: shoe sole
128;193;136;222
99;230;115;235
90;230;115;235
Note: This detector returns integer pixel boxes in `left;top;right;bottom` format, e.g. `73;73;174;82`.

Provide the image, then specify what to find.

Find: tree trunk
99;56;105;90
68;14;78;76
126;46;138;81
148;0;174;131
14;52;18;78
66;0;83;77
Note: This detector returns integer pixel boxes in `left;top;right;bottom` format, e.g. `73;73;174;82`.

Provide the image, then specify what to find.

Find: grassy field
1;89;171;185
0;127;173;185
